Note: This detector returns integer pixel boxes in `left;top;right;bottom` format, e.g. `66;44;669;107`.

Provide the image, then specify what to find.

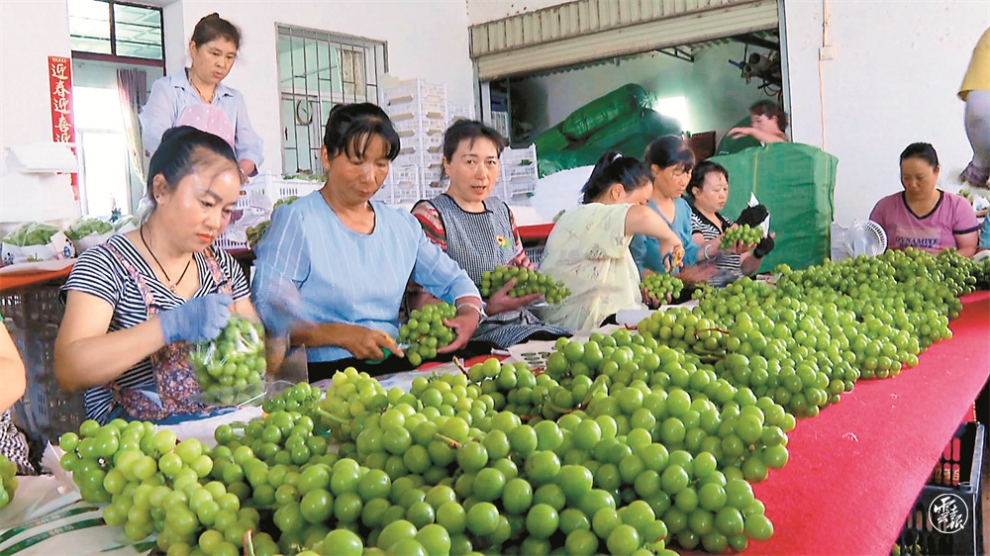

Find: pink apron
103;243;233;421
176;104;235;150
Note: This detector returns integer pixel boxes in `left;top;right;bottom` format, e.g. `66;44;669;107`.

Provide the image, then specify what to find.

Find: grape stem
313;408;348;424
452;357;470;376
694;327;730;337
242;530;255;556
433;433;461;449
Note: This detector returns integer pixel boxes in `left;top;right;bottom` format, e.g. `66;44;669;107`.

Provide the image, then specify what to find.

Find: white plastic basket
422;167;445;191
388;99;447;122
384;79;447;105
389;165;422;205
501;145;537;167
393;116;447;138
448;103;476;125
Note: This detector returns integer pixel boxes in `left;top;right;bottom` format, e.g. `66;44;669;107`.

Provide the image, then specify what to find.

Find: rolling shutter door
471;0;779;80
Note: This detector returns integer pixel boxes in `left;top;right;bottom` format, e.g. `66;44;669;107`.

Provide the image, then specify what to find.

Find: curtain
117;69;147;215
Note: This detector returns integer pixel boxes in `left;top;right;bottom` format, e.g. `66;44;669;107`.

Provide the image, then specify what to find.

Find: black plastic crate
893;422;985;556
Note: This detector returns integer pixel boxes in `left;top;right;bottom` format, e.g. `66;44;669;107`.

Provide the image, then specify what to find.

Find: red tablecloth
749;291;990;555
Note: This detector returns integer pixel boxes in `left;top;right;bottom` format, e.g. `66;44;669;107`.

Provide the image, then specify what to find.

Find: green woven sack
559;84;655;142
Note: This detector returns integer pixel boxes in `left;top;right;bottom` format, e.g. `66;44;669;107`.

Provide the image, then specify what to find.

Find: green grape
189;316;267;405
398;303;458;364
480;265;571;304
720;224;764;248
641;273;684;304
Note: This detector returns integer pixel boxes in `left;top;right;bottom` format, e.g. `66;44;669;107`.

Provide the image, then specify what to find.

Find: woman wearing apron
139;13;263;180
55;127;258;424
411;120;571;351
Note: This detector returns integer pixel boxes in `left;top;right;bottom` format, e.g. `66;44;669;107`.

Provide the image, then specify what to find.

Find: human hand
486;279;543;315
158;293;233;344
335;325;403;361
677;264;718;286
238;159;257;183
257;280;307;335
727;127;753;139
437;305;481;354
736;204;768;228
640;284;672;309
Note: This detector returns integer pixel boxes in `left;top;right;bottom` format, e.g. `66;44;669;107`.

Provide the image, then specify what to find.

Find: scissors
662;245;686;272
368;332;411;365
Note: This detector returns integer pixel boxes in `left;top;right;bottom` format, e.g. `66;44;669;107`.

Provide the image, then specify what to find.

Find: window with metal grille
68;0;164;63
277;25;387;175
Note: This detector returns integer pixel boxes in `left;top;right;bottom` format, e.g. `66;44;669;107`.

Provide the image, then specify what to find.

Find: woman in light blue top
630;135;718;285
252;103;483;381
139;14;263;178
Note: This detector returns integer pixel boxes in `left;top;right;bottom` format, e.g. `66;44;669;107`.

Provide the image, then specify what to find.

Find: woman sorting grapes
409;120;570;350
55;127;257;425
252;104;482;381
869;143;979;257
688;161;775;286
537;152;684;331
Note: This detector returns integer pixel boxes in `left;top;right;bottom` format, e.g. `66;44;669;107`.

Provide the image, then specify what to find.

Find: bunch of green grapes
262;381;323;414
481;266;571;304
972;255;990;290
642;273;684;303
190;316;267;405
0;454;16;509
399;302;458;366
720;224;763;248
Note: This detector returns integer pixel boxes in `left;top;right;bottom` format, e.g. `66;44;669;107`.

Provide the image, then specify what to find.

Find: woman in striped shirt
55;127;257;424
688;161;775;286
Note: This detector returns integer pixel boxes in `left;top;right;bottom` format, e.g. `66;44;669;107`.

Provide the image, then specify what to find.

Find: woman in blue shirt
252;103;482;381
630;135;714;284
139;14;263;179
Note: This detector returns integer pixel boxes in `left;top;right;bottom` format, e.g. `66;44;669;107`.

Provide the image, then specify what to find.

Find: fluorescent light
653;96;691;133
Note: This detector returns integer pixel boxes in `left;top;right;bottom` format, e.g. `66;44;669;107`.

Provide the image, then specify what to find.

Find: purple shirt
869;190;980;253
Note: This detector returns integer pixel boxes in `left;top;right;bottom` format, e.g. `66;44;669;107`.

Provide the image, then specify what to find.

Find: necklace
139;226;192;293
190;78;215;104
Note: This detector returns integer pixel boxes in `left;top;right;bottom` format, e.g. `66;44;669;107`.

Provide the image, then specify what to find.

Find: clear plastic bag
189;316;268;407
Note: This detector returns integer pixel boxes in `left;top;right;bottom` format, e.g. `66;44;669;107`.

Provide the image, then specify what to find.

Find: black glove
736;204;769;228
753;236;775;259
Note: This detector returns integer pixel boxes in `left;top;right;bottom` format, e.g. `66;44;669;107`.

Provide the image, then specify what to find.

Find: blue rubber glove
158;294;233;344
256;279;308;335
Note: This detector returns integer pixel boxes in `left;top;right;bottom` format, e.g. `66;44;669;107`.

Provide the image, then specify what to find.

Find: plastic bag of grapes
188;316;268;407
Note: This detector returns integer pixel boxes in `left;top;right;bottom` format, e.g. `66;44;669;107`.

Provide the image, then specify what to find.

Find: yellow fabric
960;27;990;100
537;203;645;331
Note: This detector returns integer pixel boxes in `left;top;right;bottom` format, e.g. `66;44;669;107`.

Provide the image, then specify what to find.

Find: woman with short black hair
252;104;482;381
410;119;570;349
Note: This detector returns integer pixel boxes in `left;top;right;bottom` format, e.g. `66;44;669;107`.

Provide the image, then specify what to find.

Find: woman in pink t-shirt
869;143;979;257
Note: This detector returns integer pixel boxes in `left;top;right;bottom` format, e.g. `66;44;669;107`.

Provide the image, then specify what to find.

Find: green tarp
708;143;838;271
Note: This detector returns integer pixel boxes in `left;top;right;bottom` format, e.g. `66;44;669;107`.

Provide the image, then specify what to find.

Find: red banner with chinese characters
48;56;79;200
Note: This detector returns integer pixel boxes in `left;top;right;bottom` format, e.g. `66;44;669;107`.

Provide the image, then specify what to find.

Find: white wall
784;0;989;225
0;0;73;175
514;43;771;138
170;0;475;174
